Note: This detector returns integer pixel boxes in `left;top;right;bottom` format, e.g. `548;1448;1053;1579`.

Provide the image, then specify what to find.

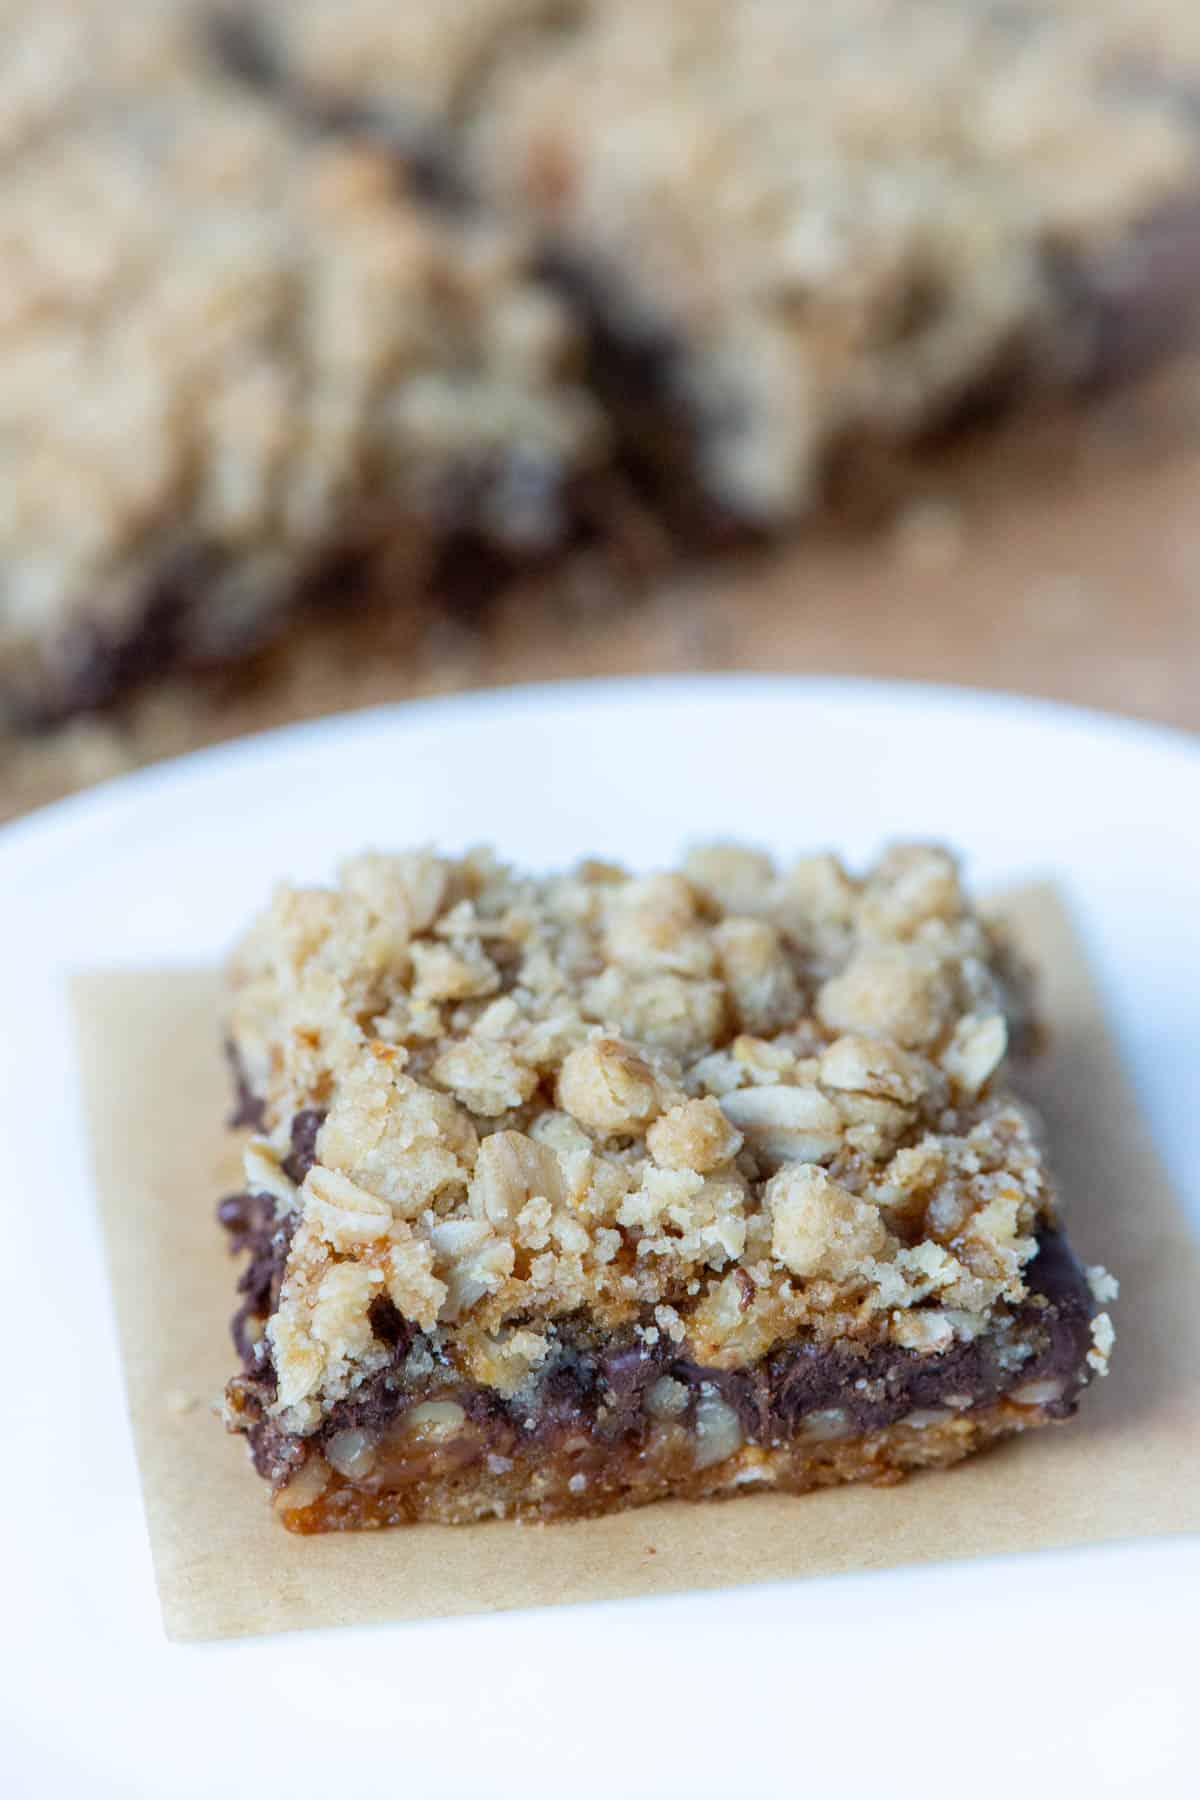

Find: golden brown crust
272;1391;1071;1532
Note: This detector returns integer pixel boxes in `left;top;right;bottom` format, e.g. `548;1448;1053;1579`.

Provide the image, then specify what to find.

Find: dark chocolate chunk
1046;194;1200;390
205;8;283;91
522;1348;602;1441
600;1335;671;1411
217;1189;297;1369
367;1293;408;1349
281;1108;326;1185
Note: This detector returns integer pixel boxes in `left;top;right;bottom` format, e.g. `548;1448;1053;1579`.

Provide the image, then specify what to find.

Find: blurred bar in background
2;0;1198;819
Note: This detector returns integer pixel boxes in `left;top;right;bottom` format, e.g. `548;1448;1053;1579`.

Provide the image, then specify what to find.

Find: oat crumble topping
228;842;1067;1437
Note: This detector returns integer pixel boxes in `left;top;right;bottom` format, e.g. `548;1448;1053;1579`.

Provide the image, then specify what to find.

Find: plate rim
4;668;1198;1796
3;671;1196;867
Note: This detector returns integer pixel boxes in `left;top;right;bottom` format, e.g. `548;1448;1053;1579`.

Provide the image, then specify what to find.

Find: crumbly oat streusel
228;842;1081;1439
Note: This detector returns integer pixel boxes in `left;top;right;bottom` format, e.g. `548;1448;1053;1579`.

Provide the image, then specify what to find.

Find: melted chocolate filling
280;1107;325;1185
220;1132;1097;1487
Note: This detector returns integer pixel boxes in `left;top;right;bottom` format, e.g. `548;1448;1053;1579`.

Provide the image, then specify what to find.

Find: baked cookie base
264;1398;1071;1533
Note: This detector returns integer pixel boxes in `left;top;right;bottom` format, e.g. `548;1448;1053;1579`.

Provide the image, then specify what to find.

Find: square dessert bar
221;843;1115;1530
249;0;1200;529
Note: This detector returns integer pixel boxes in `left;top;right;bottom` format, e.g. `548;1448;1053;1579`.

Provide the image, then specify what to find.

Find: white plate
2;676;1196;1800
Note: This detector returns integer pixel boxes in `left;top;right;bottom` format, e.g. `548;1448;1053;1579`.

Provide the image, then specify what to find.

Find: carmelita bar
220;843;1116;1530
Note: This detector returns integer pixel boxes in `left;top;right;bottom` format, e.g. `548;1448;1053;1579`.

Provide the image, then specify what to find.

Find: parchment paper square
73;887;1200;1640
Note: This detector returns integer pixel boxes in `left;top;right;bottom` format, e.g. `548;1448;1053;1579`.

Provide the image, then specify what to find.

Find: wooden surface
4;351;1198;822
479;353;1200;732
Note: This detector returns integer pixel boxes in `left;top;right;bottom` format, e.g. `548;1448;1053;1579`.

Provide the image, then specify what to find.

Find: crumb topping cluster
229;842;1064;1436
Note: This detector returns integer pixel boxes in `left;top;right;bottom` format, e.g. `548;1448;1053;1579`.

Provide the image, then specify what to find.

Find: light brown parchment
73;887;1200;1641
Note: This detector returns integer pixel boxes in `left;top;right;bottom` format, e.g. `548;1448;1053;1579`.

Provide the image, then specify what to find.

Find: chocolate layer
15;476;578;730
221;1174;1096;1491
280;1108;325;1186
218;1108;323;1385
216;1191;297;1370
